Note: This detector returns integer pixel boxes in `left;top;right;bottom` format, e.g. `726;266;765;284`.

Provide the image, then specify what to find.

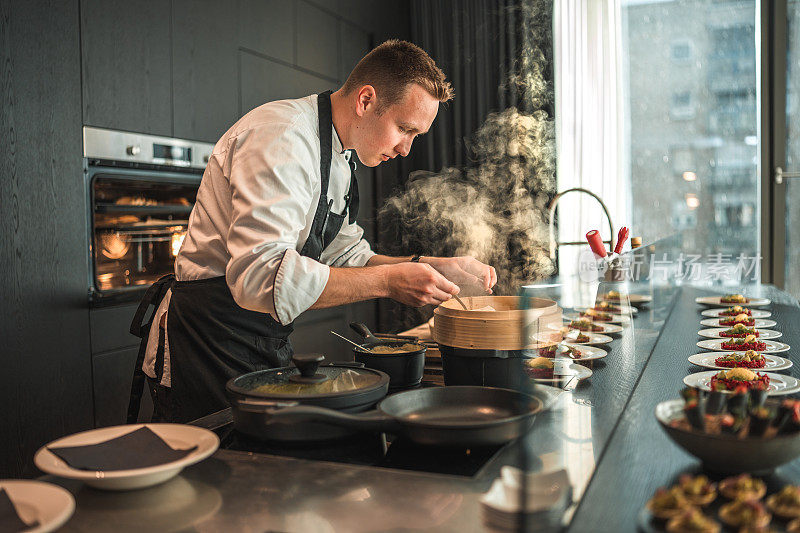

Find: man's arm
309;261;459;309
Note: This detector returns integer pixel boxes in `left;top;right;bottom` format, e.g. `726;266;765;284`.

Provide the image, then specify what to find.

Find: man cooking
130;39;497;423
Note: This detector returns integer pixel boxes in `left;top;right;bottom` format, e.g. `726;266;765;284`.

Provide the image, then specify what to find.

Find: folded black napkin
0;488;37;532
48;426;197;471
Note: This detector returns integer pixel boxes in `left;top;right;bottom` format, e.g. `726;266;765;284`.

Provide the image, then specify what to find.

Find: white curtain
554;0;629;277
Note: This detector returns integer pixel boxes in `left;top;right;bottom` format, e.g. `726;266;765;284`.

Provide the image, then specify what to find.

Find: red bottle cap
586;230;607;258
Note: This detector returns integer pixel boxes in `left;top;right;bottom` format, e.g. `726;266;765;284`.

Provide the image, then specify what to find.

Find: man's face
354;83;440;167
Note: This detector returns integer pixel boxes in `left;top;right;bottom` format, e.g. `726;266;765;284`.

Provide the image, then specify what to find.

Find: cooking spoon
453;293;469;310
330;331;373;353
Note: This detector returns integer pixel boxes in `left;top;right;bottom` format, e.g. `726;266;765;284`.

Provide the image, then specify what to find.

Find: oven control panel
83;126;214;170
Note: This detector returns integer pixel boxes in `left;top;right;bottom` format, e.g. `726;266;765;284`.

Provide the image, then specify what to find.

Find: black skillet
349;322;426;389
263;385;543;447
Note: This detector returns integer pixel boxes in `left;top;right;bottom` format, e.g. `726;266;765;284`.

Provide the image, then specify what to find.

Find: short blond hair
342;39;454;112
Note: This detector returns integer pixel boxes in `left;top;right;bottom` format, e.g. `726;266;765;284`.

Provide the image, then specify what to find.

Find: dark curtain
374;0;555;332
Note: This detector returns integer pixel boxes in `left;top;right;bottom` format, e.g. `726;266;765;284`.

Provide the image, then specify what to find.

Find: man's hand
385;262;460;307
421;256;498;294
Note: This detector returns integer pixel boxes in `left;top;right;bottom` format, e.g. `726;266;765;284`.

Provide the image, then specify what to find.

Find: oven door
87;163;201;305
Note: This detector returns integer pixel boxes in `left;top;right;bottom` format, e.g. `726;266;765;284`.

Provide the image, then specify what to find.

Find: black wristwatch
410;255;422;263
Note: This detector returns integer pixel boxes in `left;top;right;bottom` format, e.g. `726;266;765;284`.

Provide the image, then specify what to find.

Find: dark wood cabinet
80;0;172;136
172;0;239;142
0;0;93;478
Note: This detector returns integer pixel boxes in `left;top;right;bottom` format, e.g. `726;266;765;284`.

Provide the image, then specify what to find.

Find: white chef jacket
143;94;375;386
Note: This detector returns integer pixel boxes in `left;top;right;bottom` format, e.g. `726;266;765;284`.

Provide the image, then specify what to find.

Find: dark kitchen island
42;280;800;532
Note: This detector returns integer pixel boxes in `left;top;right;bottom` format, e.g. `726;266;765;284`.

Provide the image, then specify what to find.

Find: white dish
531;361;592;384
563;312;630;325
694;296;771;307
697;327;782;340
550;322;623;335
565;332;613;345
699;318;777;328
683;370;800;395
575;304;638;315
0;480;75;533
696;338;790;353
599;293;652;305
561;344;607;362
687;352;793;371
34;424;219;491
700;308;772;319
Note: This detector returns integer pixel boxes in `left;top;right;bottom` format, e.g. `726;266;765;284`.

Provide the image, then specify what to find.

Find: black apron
128;90;359;423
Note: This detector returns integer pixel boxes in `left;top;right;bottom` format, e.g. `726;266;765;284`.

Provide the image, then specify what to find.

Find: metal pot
349;323;426;390
226;354;390;443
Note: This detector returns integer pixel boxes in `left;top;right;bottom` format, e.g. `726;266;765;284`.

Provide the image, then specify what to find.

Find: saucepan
347;322;426;390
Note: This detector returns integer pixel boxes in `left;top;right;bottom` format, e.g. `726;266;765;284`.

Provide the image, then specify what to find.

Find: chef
129;39;497;424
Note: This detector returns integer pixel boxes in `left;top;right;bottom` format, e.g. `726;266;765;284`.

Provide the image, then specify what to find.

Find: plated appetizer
710;368;769;392
714;351;766;369
766;486;800;519
665;508;720;533
537;344;583;359
591;301;622;314
568;319;605;332
677;474;717;507
721;305;752;317
602;290;623;301
719;474;767;501
558;327;590;343
721;294;750;304
719;313;755;327
719;324;760;338
721;335;767;352
525;357;554;379
718;499;771;529
647;486;692;520
579;309;613;322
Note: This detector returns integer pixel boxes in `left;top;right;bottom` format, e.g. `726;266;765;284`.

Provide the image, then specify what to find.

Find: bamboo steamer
433;296;562;351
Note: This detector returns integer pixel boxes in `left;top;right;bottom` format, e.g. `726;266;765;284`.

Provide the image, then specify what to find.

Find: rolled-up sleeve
225;122;330;325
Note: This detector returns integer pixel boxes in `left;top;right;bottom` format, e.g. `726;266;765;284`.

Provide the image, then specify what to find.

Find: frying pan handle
265;405;401;433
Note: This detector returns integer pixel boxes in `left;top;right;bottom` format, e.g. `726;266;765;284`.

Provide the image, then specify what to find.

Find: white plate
696;338;790;353
700;308;772;319
531;361;593;384
599;293;653;305
699;318;777;328
694;296;771;307
687;352;793;371
564;312;631;325
0;480;75;533
550;322;624;335
34;424;219;491
560;344;607;361
683;370;800;395
697;327;782;340
564;332;613;345
575;304;638;315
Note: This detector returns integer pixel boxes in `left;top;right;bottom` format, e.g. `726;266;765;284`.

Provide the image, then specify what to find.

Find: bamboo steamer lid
433;296;562;351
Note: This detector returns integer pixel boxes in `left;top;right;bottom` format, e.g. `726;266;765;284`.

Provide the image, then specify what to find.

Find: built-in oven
83;127;214;305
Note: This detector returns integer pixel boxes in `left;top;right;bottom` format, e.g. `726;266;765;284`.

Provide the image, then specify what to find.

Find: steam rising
379;0;556;299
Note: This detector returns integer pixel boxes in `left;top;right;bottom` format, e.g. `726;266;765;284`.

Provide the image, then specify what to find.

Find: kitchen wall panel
239;51;334;117
172;0;239;143
296;1;341;81
81;0;172;136
0;0;92;478
239;0;295;64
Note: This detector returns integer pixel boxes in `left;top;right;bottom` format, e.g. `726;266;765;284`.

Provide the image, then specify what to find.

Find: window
621;0;759;270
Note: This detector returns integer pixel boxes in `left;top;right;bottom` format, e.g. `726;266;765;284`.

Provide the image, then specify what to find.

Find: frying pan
349;322;426;389
263;386;543;446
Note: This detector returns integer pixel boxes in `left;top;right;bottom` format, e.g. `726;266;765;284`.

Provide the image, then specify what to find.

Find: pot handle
266;405;401;434
234;398;300;413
